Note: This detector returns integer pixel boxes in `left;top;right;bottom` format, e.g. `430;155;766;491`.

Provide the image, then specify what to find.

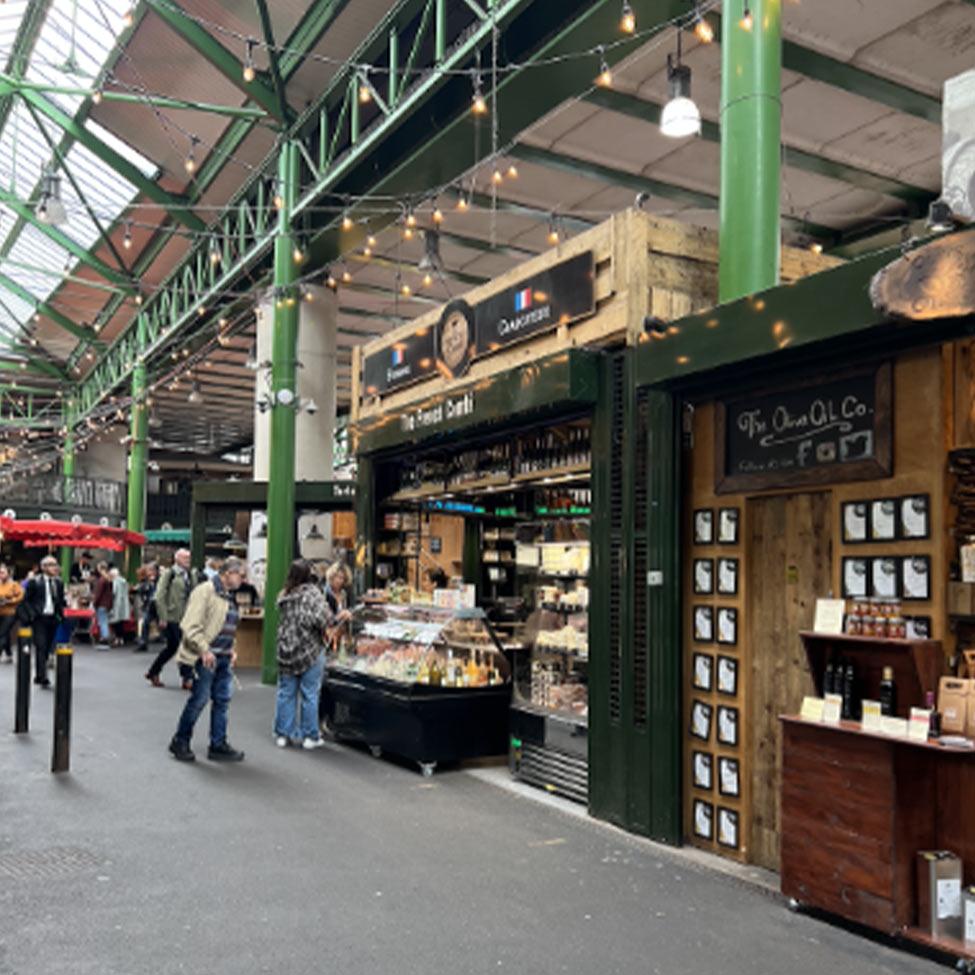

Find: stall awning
0;517;145;552
144;528;191;544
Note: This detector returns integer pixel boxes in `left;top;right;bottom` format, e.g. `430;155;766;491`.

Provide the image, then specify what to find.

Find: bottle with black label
879;666;896;716
841;662;857;720
823;659;835;696
926;690;941;739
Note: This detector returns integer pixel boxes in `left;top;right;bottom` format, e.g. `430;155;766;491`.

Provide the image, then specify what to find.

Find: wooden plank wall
682;347;946;866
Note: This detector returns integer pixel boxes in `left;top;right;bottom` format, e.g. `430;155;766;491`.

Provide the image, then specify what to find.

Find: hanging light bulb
405;208;417;229
507;164;518;179
209;239;221;264
660;45;701;139
358;70;372;103
187;382;203;404
471;72;487;115
596;47;612;88
273;183;285;210
620;1;636;34
367;233;377;247
547;214;561;245
302;286;314;302
492;168;503;185
342;266;352;284
809;241;824;255
122;7;134;28
92;87;103;105
243;39;256;83
122;221;133;250
36;165;67;227
422;271;433;288
456;193;470;212
135;293;143;305
341;210;353;231
184;136;199;174
403;224;414;241
293;240;304;264
326;269;337;289
363;245;372;258
740;2;753;31
693;5;715;44
432;202;444;225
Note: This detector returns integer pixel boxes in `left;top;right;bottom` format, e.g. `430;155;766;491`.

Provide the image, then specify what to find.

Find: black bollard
51;644;72;773
14;627;31;734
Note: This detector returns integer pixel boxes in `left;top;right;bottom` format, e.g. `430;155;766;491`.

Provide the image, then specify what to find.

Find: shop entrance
746;491;830;870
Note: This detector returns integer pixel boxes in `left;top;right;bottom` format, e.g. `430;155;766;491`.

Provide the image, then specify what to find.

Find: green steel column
125;317;149;582
59;432;75;582
261;140;300;685
435;0;446;63
718;0;782;302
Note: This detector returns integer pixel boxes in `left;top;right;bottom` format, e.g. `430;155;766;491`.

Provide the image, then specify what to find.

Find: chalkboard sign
715;363;891;493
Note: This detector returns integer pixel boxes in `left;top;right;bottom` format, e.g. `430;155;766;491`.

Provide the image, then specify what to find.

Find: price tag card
881;716;909;738
800;696;825;722
909;707;932;742
861;699;883;732
813;598;846;635
822;693;843;724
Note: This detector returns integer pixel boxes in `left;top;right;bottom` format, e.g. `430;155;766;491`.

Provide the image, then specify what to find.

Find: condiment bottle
926;690;941;738
879;666;896;716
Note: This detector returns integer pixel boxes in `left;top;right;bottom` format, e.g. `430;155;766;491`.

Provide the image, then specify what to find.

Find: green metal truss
0;271;98;344
144;0;288;124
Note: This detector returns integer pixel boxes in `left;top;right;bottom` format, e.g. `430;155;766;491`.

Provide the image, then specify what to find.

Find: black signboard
715;363;892;493
476;251;595;352
362;326;436;396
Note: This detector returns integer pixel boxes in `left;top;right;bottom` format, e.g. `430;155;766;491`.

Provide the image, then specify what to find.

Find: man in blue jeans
168;558;245;763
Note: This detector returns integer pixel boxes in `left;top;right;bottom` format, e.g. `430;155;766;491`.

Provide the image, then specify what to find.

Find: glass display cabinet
321;603;511;776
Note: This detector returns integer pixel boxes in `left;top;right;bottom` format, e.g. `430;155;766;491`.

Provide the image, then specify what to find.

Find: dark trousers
147;622;192;680
32;616;58;682
0;614;16;657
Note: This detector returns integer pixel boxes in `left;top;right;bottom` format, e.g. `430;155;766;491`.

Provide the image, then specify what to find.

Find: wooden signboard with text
715;363;892;493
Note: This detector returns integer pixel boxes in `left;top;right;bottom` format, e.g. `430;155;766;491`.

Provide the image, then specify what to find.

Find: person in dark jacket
21;555;65;687
91;562;113;648
273;559;333;750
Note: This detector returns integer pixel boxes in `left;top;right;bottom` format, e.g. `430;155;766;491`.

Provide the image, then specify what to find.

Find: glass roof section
0;0;159;355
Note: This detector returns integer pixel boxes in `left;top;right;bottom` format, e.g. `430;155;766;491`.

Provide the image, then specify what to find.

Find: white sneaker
302;737;325;750
275;736;288;748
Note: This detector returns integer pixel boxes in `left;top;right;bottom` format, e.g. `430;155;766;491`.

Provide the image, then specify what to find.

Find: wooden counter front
780;716;975;956
233;612;264;668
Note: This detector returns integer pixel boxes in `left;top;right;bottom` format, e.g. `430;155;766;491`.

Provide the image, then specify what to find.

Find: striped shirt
210;576;239;655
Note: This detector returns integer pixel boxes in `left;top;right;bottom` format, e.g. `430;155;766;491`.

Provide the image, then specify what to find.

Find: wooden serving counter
233;611;264;668
780;715;975;961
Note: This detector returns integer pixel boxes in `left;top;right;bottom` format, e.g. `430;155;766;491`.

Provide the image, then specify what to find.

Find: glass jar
889;616;906;639
861;615;875;637
962;537;975;583
846;615;862;636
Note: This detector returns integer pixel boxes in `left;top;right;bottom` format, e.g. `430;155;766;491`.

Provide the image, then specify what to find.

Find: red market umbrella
0;517;145;551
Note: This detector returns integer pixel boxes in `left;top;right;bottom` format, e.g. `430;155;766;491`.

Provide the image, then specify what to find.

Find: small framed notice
693;559;714;595
690;700;713;741
693;799;713;840
717;706;739;746
902;556;931;601
717;655;738;697
718;756;740;798
822;692;842;725
717;807;740;850
800;696;825;722
870;499;897;541
909;707;932;742
716;607;738;646
842;557;868;598
861;699;883;733
693;606;714;643
716;558;739;596
842;501;869;544
692;653;714;692
899;494;930;540
692;751;713;791
717;508;739;545
693;509;714;545
813;598;846;635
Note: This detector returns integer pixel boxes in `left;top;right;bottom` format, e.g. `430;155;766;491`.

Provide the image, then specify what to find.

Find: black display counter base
321;666;511;776
509;704;588;804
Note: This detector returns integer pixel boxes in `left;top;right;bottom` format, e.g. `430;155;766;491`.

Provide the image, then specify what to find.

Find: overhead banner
362;251;595;396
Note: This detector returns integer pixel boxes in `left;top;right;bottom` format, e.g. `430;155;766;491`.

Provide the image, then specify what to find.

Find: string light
209;239;221;264
184;136;199;174
422;271;433;288
507;164;518;179
341;210;353;231
492;168;503;185
273;184;285;210
358;70;372;103
362;244;372;257
456;194;470;212
122;221;132;250
547;213;561;245
596;47;612;88
293;241;305;263
432;203;444;225
471;72;487;115
740;2;753;31
809;241;823;255
243;39;256;83
341;266;352;284
693;5;715;43
367;233;377;247
620;1;636;34
325;269;337;289
121;7;134;28
92;87;103;105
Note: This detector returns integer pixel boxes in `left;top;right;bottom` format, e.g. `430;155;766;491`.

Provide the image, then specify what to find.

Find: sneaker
302;737;325;750
207;741;244;762
275;736;288;748
168;737;195;762
145;672;164;688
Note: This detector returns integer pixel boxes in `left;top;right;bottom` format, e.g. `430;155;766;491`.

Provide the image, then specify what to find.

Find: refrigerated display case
321;602;511;775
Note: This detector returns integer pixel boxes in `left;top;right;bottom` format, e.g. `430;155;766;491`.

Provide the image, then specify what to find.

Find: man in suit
22;555;65;688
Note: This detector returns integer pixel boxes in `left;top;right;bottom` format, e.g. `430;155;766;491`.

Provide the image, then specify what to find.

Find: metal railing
0;474;125;518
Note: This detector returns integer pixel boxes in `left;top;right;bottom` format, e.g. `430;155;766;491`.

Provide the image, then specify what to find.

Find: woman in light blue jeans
273;559;335;750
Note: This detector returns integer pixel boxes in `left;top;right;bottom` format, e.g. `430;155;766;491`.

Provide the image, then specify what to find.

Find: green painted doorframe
719;0;782;302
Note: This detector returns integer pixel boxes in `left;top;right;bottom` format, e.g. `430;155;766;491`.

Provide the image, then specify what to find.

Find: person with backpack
146;548;197;689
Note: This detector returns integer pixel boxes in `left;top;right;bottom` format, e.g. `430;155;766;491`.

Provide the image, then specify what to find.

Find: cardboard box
949;582;975;617
968;693;975;740
965;887;975;945
939;677;971;736
917;851;963;939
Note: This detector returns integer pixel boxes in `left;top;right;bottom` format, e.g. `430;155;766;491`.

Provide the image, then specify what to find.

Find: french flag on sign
514;287;533;312
391;346;404;366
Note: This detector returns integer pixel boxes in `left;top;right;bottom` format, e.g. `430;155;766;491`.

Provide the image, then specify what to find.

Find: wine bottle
823;660;835;696
926;690;941;738
841;662;856;720
879;666;896;716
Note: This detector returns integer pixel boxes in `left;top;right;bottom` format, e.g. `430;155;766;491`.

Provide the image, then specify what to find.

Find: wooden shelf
799;631;943;718
780;715;975;755
901;927;975;964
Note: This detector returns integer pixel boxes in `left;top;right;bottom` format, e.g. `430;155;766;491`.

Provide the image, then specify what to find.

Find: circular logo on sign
437;299;474;377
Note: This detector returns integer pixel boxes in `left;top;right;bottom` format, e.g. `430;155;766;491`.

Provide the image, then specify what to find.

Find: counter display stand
509;519;590;803
779;632;975;970
320;603;511;776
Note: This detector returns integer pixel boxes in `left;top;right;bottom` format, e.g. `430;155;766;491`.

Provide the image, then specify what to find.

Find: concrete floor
0;644;948;975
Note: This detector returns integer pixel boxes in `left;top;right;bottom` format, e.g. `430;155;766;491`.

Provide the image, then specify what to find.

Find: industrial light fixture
223;534;247;552
358;69;372;103
417;229;443;273
243;39;257;83
740;2;753;31
187;381;203;404
620;1;636;34
660;34;701;139
122;221;133;249
595;47;612;88
927;199;956;234
693;4;715;43
36;165;67;227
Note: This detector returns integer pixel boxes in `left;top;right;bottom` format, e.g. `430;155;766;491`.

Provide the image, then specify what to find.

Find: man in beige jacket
168;558;245;763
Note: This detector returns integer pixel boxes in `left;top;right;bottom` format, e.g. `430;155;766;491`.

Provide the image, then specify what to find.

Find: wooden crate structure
351;210;841;424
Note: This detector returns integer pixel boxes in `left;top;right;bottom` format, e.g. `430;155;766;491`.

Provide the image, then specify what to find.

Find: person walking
91;562;113;649
109;567;131;647
134;563;158;653
146;549;197;689
20;556;64;687
273;559;332;750
0;563;23;663
168;557;246;763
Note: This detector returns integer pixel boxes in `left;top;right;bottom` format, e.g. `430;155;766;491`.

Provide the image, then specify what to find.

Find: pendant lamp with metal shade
660;29;701;139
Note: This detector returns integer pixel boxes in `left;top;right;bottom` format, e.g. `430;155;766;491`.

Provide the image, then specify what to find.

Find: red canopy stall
0;517;145;551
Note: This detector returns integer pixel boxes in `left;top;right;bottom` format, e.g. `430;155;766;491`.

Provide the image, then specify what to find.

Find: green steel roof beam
15;85;205;233
0;0;53;135
0;271;99;344
0;357;65;380
508;143;838;242
144;0;287;124
583;87;934;210
278;0;355;76
254;0;294;126
0;186;134;289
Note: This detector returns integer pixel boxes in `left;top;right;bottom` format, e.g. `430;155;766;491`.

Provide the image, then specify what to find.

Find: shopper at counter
168;557;245;763
0;563;23;662
274;559;332;750
323;562;351;617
